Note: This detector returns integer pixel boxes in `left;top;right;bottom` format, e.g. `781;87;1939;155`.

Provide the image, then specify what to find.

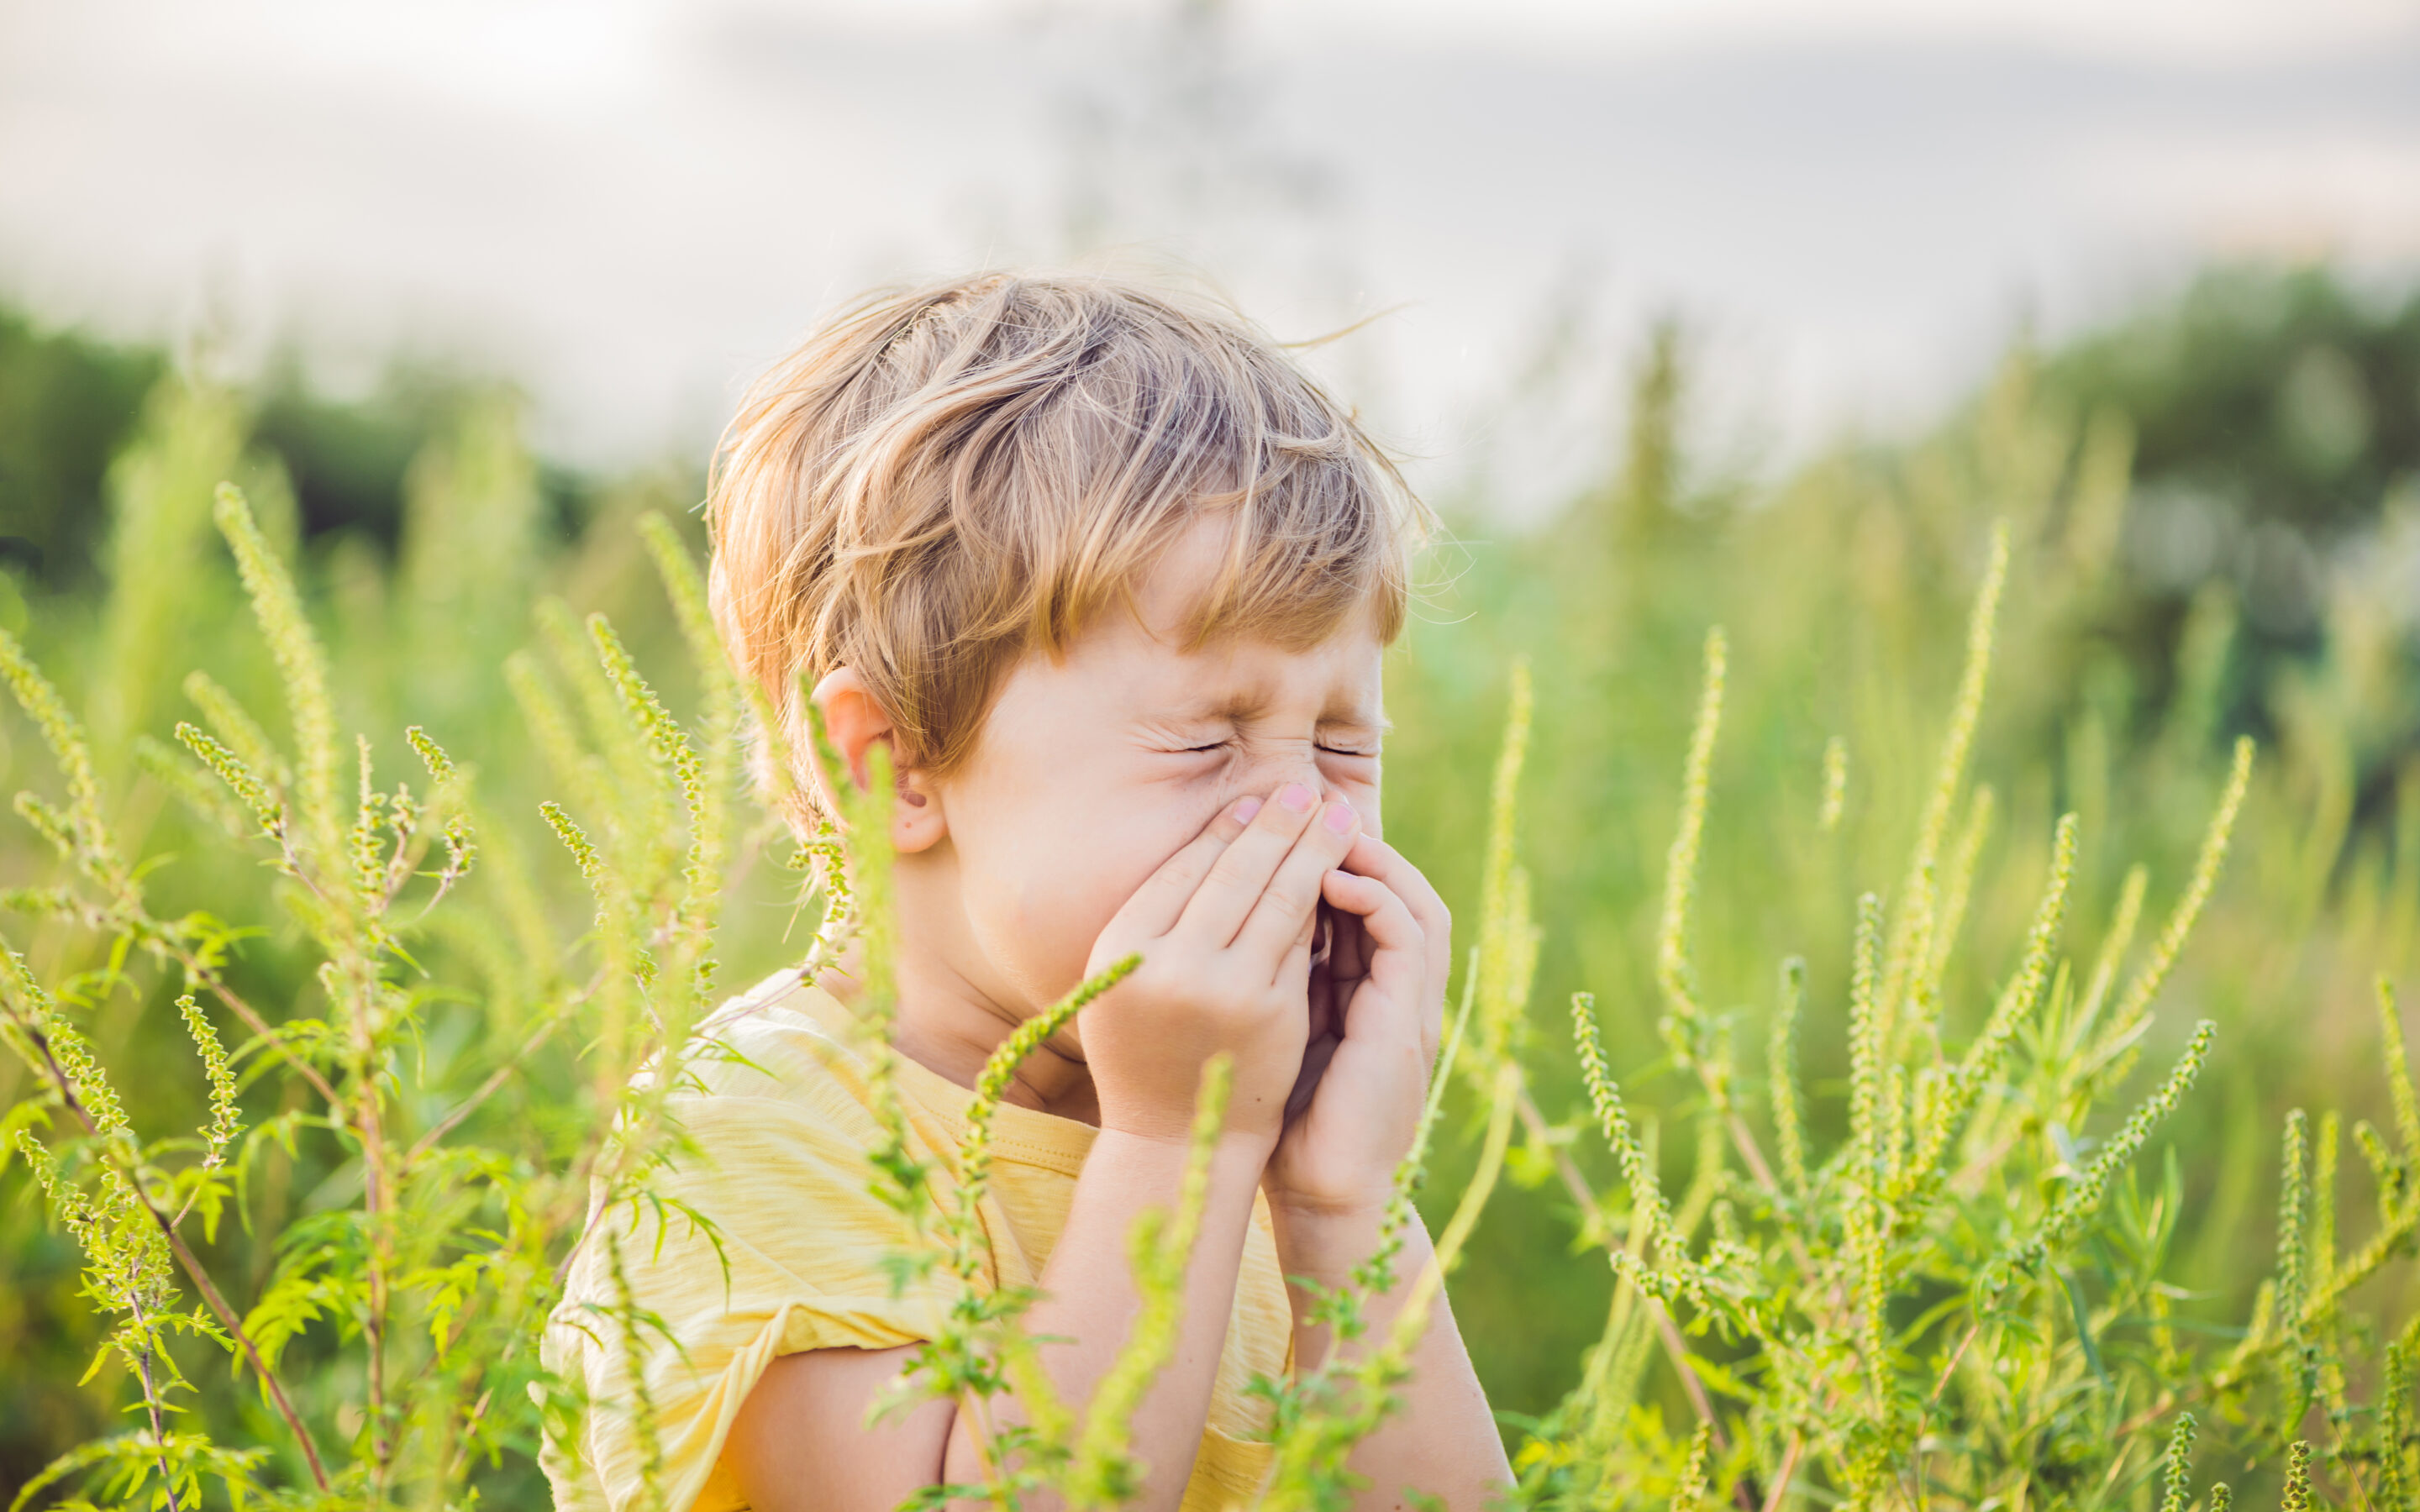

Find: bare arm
726;1126;1273;1512
729;781;1365;1512
1262;834;1510;1509
725;1344;950;1512
1270;1204;1508;1511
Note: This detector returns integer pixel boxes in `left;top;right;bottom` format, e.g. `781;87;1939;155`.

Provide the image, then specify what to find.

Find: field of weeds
3;269;2417;1509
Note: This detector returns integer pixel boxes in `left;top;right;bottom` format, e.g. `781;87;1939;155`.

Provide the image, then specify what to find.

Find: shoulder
578;968;929;1272
544;966;951;1357
672;968;890;1134
691;967;858;1087
540;969;963;1511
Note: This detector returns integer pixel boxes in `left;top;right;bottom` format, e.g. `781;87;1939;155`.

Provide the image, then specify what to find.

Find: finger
1288;895;1325;1011
1318;869;1425;1043
1276;911;1318;997
1340;837;1451;1046
1313;905;1360;1026
1340;836;1449;945
1237;798;1363;973
1105;795;1262;940
1307;905;1354;1042
1175;780;1324;946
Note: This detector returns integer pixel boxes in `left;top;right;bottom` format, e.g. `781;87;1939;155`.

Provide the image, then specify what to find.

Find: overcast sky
2;0;2415;516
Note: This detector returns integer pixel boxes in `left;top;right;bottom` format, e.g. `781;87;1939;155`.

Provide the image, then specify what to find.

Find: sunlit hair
707;270;1431;827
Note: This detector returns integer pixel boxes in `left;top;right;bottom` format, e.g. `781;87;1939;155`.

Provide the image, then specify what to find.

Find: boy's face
913;519;1386;1030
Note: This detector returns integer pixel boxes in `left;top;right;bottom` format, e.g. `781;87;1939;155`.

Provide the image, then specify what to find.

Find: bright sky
1;0;2414;513
866;0;2420;60
1281;0;2419;60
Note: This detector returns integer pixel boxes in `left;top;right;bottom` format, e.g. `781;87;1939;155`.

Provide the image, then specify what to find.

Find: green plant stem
1513;1088;1730;1453
129;1330;183;1512
13;1014;331;1490
1761;1434;1804;1512
402;967;609;1165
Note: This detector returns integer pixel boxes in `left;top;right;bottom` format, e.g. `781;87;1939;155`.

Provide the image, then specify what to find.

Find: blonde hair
707;270;1429;825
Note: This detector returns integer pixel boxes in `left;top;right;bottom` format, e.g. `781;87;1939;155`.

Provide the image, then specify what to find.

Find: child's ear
887;765;946;853
808;667;948;854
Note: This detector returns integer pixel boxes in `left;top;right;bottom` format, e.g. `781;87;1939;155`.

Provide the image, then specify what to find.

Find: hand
1264;837;1452;1218
1081;780;1365;1147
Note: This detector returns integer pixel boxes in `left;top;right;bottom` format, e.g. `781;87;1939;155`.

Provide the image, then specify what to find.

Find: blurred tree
2051;264;2420;554
0;311;163;587
0;322;608;599
2044;263;2420;809
250;356;468;548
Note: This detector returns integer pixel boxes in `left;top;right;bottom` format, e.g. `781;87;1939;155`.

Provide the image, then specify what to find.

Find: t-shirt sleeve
543;1072;954;1512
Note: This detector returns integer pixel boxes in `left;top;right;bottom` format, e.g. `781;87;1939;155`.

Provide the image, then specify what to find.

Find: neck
868;848;1102;1125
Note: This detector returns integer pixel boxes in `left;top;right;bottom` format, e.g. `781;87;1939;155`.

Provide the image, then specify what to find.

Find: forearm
944;1128;1274;1511
1271;1204;1509;1512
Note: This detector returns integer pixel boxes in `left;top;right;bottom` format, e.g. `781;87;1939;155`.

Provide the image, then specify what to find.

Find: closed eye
1165;740;1371;757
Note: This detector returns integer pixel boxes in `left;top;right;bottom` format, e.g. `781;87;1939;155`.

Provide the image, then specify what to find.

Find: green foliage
0;308;163;588
2039;265;2420;813
2;449;763;1505
2049;265;2420;543
1476;549;2402;1512
2;276;2417;1512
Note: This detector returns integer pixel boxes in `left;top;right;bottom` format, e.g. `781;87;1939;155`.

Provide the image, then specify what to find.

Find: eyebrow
1177;690;1391;733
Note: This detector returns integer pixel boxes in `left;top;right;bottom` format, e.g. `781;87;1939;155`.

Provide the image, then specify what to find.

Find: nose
1222;762;1329;824
1235;760;1373;841
1261;762;1333;810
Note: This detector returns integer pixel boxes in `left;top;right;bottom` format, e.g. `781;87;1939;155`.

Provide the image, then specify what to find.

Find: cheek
1335;769;1381;843
972;804;1201;984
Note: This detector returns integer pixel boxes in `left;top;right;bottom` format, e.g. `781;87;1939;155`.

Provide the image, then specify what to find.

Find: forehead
1057;515;1386;715
1132;512;1380;643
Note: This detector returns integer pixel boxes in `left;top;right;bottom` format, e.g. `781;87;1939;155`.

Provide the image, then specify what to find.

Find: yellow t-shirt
541;967;1295;1512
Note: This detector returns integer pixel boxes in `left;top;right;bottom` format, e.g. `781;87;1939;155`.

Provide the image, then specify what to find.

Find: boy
543;273;1509;1512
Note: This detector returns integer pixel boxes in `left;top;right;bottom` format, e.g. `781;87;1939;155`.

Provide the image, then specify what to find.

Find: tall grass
1;347;2416;1510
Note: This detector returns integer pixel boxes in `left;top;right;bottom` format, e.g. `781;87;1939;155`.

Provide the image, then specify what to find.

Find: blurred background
4;0;2420;1498
7;0;2420;507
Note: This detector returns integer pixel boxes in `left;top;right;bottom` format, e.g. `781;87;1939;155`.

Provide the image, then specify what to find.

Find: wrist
1265;1194;1408;1279
1094;1120;1278;1168
1098;1084;1289;1154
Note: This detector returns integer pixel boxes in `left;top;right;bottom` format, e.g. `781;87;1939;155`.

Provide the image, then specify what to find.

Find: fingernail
1322;801;1356;833
1280;782;1316;813
1233;795;1263;824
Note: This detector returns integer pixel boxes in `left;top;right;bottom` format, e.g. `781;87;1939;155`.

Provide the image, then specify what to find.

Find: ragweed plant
0;484;834;1509
2;443;2414;1512
1493;526;2420;1512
